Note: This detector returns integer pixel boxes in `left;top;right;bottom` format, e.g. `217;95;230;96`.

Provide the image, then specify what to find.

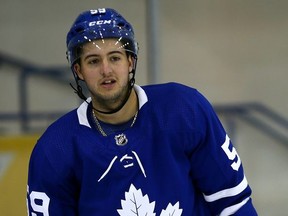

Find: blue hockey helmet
66;8;138;66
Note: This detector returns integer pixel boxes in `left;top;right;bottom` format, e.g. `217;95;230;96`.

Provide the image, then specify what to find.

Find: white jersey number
221;135;241;171
27;186;50;216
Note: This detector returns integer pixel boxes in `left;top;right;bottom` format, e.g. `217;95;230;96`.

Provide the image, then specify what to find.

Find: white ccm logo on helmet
89;20;112;26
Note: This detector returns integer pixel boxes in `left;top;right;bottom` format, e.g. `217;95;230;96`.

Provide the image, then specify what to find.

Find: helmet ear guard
128;54;138;87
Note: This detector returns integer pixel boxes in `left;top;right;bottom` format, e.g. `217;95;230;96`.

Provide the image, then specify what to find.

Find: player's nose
100;58;112;75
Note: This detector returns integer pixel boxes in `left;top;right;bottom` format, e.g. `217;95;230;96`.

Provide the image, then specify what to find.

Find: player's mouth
101;79;116;88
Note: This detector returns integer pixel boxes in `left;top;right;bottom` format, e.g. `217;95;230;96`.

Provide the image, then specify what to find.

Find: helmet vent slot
75;26;84;33
117;22;126;29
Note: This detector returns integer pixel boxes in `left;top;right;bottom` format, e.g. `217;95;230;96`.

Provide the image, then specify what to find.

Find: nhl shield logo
114;133;128;146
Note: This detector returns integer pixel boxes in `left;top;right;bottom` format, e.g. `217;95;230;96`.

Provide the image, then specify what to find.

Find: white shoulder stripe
203;176;248;202
219;197;250;216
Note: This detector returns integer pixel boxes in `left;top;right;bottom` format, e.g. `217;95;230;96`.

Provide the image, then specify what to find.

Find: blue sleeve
27;137;78;215
189;91;258;215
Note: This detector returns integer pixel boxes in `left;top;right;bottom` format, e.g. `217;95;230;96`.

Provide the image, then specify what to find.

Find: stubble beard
93;81;130;112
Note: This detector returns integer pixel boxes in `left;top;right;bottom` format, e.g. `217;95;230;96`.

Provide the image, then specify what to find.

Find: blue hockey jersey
27;83;257;215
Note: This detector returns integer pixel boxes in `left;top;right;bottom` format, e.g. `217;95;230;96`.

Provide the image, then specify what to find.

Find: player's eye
87;58;100;65
110;55;121;62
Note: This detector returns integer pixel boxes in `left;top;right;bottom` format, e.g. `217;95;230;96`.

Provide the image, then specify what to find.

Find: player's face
74;39;133;109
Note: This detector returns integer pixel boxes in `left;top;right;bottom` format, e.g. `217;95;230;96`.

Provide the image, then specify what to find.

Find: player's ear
128;55;133;72
73;63;84;80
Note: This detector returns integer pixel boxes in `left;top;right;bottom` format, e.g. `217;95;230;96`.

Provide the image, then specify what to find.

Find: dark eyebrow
84;54;99;61
108;50;126;56
83;50;125;61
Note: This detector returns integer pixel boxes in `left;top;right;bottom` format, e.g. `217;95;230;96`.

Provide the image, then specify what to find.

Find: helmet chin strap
69;66;88;101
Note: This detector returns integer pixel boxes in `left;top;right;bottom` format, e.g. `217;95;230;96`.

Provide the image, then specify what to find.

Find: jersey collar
77;84;148;128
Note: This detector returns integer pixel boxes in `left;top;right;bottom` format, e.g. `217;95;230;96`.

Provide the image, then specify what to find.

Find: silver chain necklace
92;109;138;137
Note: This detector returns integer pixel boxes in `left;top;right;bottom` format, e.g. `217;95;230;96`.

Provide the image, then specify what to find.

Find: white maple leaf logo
117;184;156;216
117;184;183;216
160;202;183;216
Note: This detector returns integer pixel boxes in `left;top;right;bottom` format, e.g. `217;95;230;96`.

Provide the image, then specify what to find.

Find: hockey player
27;8;258;215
